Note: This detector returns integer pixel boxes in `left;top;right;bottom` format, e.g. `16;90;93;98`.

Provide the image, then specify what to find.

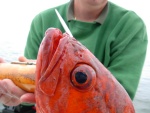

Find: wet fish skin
35;28;135;113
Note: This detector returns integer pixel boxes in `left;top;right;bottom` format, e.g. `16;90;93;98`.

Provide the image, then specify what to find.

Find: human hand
0;79;35;106
0;56;36;106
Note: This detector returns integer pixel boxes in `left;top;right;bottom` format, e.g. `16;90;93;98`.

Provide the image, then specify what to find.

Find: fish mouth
43;28;70;69
38;28;70;96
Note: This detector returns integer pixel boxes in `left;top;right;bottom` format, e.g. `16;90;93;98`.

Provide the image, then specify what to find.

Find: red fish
35;28;135;113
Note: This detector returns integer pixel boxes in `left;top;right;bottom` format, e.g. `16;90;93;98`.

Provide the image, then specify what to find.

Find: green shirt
24;1;148;100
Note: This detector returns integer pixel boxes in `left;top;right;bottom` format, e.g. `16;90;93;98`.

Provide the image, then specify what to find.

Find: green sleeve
24;14;44;59
107;12;148;100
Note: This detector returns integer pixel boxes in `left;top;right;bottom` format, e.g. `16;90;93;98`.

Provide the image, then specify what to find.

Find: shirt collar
67;0;108;24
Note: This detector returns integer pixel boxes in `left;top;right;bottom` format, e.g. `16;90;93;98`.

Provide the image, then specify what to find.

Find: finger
20;93;36;104
0;81;21;106
18;56;28;62
0;79;27;98
0;57;5;63
0;93;21;106
0;79;27;106
18;56;36;63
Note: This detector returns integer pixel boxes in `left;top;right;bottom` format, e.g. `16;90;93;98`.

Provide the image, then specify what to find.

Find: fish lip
44;28;71;60
38;28;71;96
50;32;71;62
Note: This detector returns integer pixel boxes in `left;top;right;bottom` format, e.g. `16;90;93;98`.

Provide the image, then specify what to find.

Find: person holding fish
0;0;148;113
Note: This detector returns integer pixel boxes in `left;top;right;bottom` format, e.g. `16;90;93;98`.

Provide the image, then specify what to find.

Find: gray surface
133;75;150;112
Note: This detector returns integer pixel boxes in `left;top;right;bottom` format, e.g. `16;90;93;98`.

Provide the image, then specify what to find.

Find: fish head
35;28;135;113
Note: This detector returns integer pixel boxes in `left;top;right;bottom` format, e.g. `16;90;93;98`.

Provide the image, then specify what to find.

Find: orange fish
0;62;35;92
35;28;135;113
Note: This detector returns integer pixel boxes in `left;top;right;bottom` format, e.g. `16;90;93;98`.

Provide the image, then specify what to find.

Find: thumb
20;93;36;104
18;56;28;62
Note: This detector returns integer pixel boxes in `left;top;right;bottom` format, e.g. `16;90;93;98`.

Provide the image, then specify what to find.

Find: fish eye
71;64;96;91
75;72;87;84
